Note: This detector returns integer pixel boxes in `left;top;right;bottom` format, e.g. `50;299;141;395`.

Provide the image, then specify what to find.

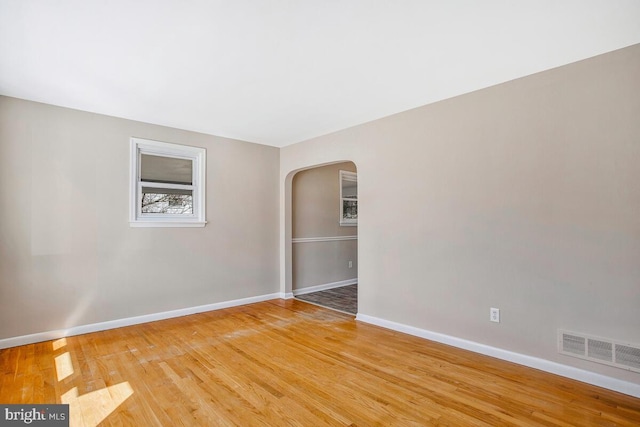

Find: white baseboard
355;313;640;398
292;278;357;296
0;292;281;350
280;292;294;299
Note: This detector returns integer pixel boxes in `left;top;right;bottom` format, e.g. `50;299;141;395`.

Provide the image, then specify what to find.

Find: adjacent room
1;1;639;425
292;162;359;314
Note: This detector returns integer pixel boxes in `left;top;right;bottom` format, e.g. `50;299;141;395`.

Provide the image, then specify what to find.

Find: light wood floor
1;299;639;426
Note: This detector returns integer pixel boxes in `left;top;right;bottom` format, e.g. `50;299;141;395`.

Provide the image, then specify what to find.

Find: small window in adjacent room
130;137;206;227
340;170;357;226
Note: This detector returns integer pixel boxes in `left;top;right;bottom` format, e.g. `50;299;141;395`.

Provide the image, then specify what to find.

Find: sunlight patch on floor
52;338;68;351
55;352;74;381
61;382;134;427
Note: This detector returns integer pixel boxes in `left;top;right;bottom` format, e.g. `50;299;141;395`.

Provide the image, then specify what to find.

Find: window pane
141;187;193;214
141;154;193;185
342;200;357;220
342;178;357;199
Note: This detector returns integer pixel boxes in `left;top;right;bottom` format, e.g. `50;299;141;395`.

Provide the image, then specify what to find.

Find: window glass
342;179;357;199
340;170;357;225
141;154;193;185
141;187;193;214
130;137;206;227
342;200;358;220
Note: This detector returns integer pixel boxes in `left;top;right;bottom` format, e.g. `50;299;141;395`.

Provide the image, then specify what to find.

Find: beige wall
293;162;357;238
0;96;280;340
292;162;357;290
280;44;640;383
293;240;358;291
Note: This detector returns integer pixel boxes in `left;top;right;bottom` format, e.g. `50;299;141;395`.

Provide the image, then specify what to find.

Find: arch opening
282;160;358;315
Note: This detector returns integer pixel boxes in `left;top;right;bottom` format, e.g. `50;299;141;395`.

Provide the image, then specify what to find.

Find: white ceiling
1;1;639;147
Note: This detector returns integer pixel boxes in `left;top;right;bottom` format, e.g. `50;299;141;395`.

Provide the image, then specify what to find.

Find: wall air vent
616;345;640;371
561;332;586;355
558;330;640;373
587;338;613;362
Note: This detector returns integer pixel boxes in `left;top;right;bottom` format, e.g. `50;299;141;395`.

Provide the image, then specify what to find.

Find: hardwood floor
1;299;639;426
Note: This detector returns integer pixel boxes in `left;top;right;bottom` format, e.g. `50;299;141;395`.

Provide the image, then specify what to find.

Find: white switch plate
490;308;500;323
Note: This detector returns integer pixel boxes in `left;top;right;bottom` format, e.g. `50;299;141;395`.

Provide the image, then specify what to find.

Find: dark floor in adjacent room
295;284;357;315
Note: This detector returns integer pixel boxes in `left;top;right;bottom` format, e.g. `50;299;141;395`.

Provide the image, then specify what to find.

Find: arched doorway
286;161;358;315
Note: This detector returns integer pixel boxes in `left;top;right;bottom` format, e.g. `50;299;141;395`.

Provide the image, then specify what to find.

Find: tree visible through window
141;191;193;214
130;138;206;227
340;170;357;226
140;153;194;214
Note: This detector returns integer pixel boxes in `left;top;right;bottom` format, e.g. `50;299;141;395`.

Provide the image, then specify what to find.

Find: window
340;170;357;226
130;137;206;227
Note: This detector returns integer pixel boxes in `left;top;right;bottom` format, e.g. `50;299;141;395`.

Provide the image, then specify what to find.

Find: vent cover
616;345;640;371
562;333;585;355
587;339;613;362
558;330;640;373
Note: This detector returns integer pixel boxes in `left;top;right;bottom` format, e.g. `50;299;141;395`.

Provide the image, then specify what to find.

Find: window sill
130;221;207;228
340;222;358;227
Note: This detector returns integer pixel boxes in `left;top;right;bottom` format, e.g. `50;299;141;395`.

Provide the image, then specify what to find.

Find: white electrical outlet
348;261;353;268
490;308;500;323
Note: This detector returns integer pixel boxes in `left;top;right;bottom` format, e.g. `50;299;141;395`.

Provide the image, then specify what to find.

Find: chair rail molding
292;235;357;243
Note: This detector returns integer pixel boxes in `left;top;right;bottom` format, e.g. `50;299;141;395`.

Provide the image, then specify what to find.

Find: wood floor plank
1;299;639;426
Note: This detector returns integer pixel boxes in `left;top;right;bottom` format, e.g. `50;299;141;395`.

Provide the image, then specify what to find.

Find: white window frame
339;170;357;226
129;137;206;227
